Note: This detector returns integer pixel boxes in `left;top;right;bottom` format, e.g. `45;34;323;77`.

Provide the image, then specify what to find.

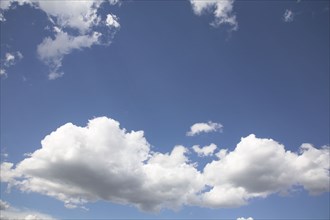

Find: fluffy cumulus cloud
192;143;217;157
0;51;23;77
186;121;223;136
0;199;55;220
0;117;329;212
201;134;329;208
189;0;237;30
0;117;203;212
0;0;120;79
283;9;294;22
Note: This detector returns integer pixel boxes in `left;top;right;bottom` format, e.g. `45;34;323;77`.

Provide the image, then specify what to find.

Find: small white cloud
5;51;23;65
108;0;119;5
106;13;120;28
1;152;9;159
0;68;7;77
53;26;62;33
215;149;228;160
192;143;217;157
1;51;23;78
48;71;64;80
186;121;223;136
189;0;237;30
283;9;294;22
5;53;15;62
237;218;254;220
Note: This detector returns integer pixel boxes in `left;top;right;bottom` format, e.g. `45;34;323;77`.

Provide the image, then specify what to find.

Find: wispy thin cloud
283;9;294;22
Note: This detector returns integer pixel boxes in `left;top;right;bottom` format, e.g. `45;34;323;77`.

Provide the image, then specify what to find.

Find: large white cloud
0;117;203;211
201;134;329;208
189;0;238;30
1;117;329;212
1;0;120;79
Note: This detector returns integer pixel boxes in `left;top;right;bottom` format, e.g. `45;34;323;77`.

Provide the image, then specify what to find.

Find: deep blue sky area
1;0;329;219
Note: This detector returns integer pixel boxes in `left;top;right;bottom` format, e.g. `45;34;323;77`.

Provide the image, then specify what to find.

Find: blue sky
0;0;329;219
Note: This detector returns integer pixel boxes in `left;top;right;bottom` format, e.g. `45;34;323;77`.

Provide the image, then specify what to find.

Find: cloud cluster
189;0;238;30
0;199;55;220
1;0;120;79
0;51;23;77
186;121;223;136
1;117;329;212
0;0;241;79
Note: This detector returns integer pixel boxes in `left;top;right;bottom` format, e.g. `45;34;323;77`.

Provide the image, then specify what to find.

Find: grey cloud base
1;117;329;211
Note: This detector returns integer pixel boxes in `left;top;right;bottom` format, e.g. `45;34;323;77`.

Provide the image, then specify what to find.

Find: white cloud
201;134;329;208
1;0;120;79
186;121;223;136
0;0;16;10
0;68;6;76
5;53;15;62
108;0;120;5
1;117;329;212
0;200;10;210
0;199;55;220
37;31;101;80
283;9;294;22
35;0;102;33
237;218;254;220
0;12;5;22
47;71;64;80
0;51;23;77
0;117;203;212
106;13;120;28
189;0;237;30
192;143;217;157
